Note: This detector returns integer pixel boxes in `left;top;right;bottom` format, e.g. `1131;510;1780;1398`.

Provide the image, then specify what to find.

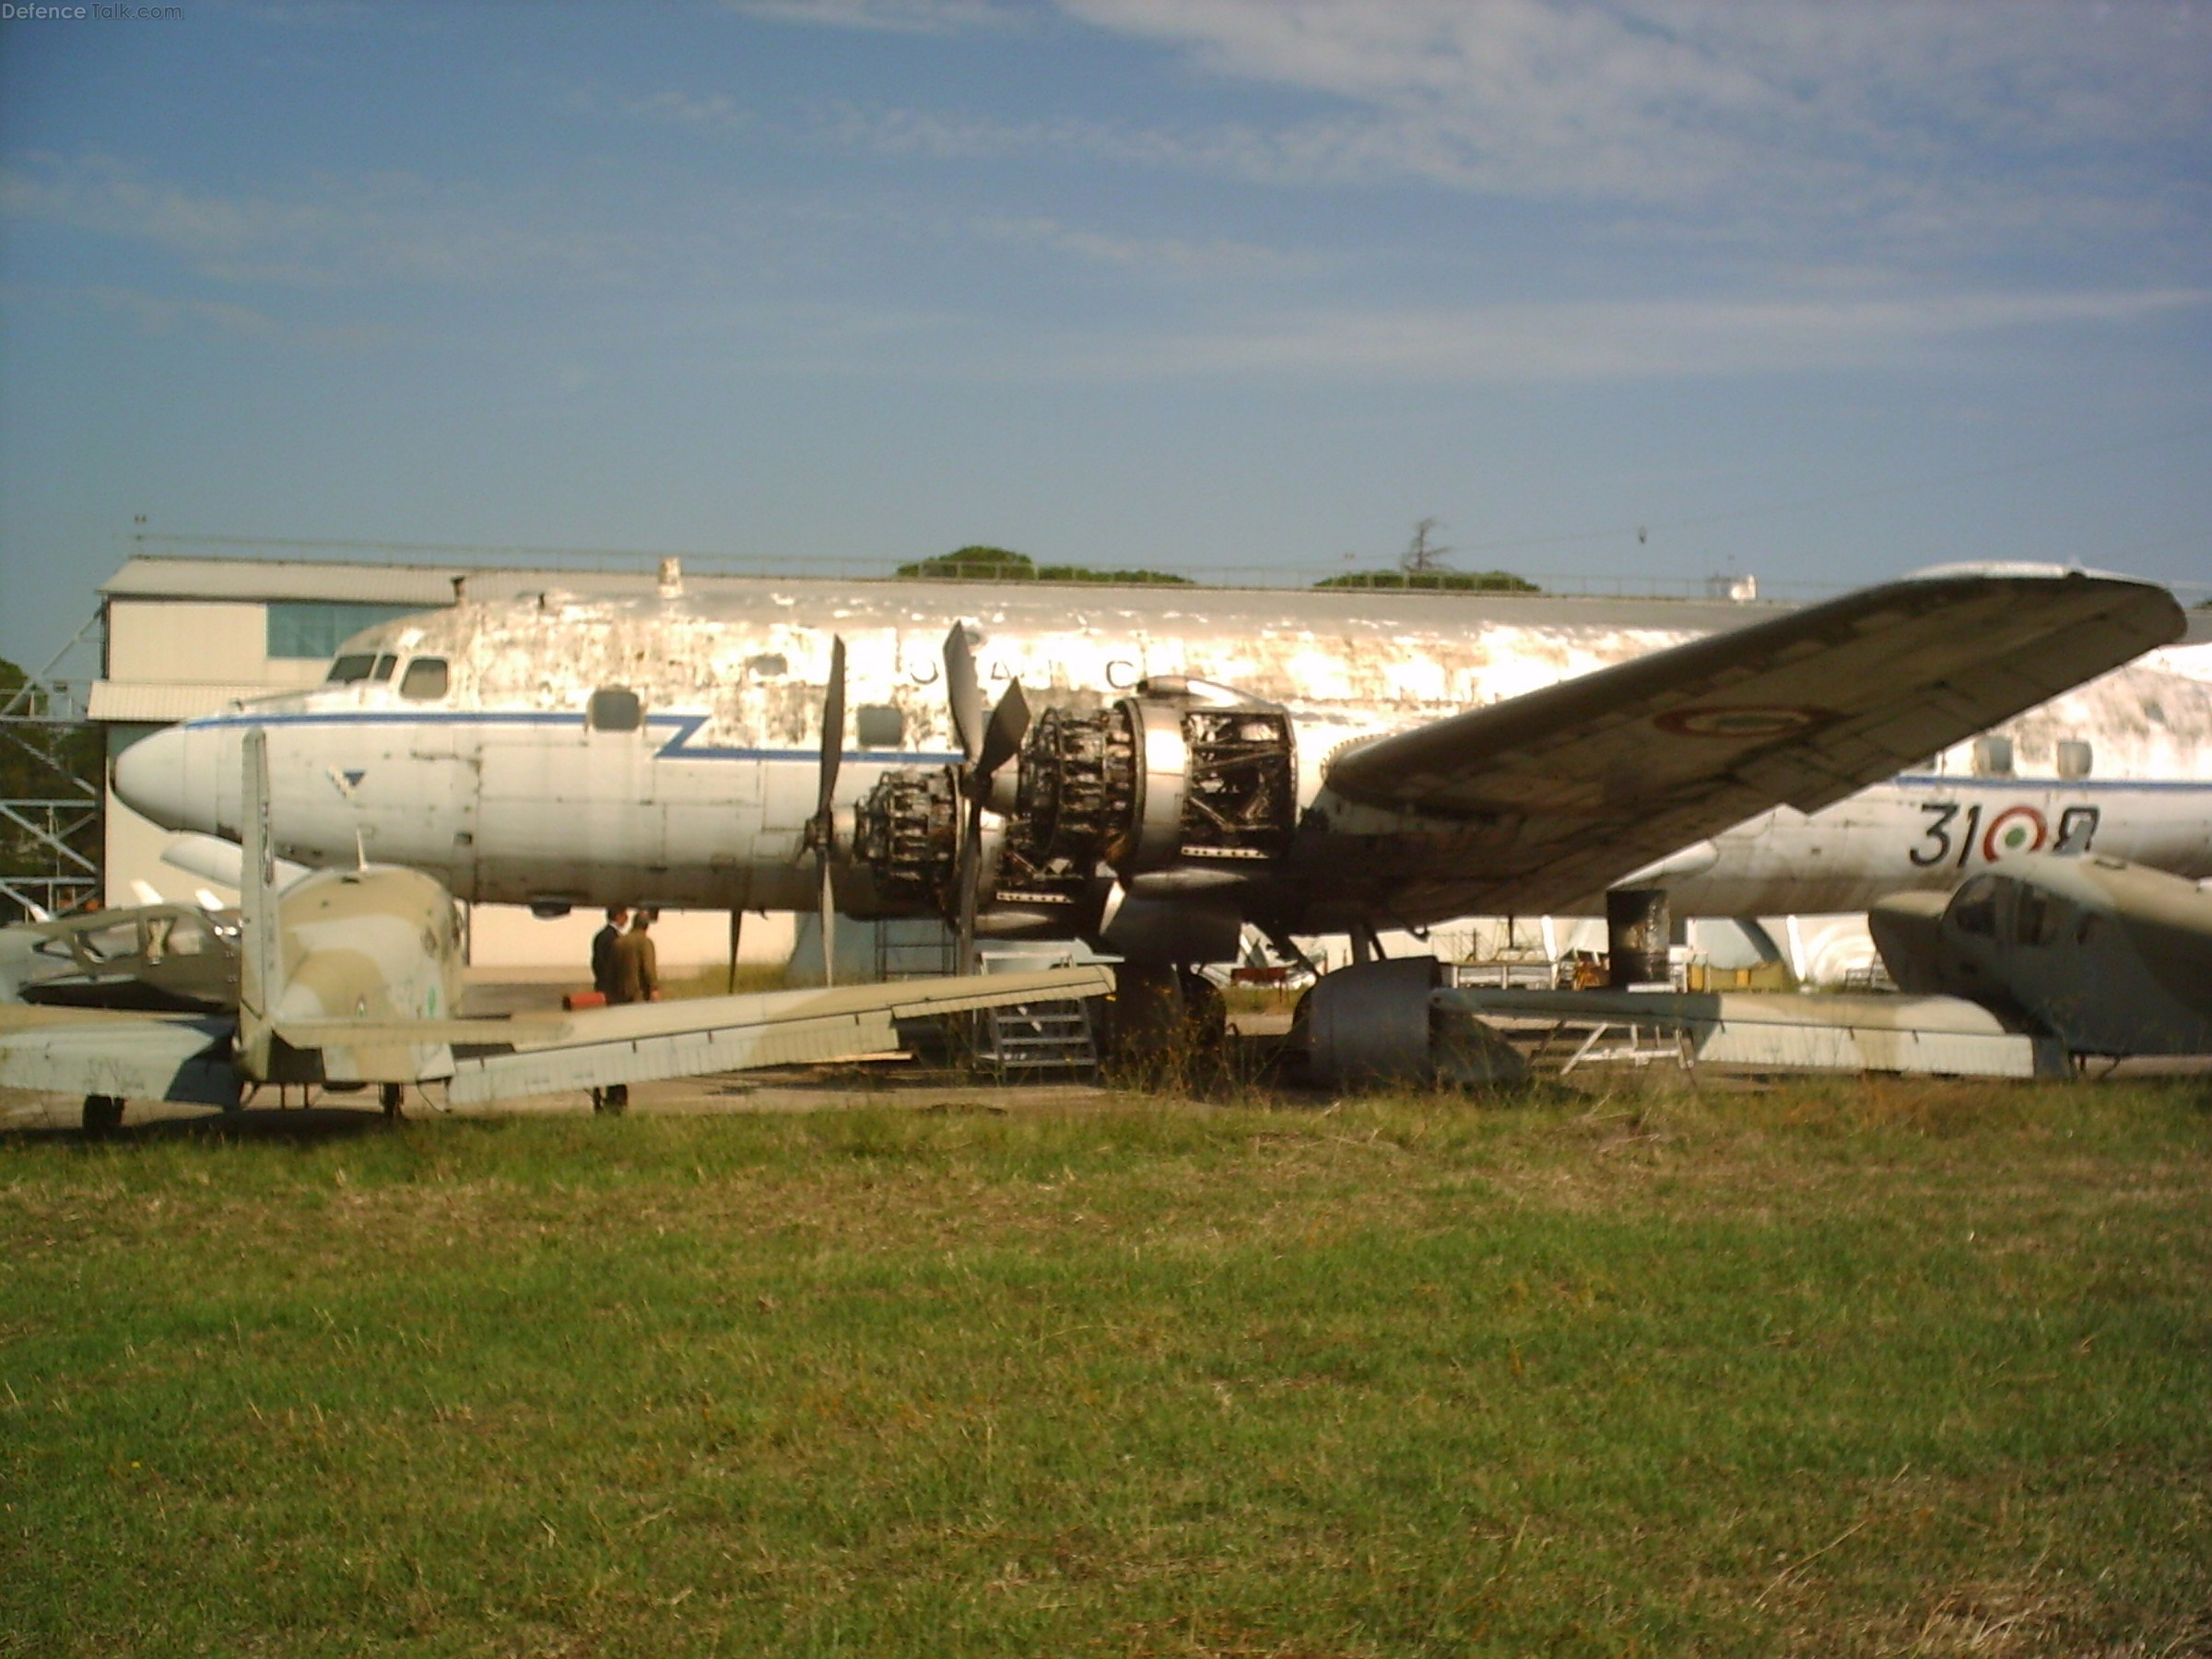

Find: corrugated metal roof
98;555;730;606
102;558;465;606
88;681;276;723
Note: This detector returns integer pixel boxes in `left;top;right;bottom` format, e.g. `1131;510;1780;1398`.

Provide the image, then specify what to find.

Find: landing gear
380;1083;405;1120
593;1084;629;1115
1106;966;1228;1082
82;1095;124;1137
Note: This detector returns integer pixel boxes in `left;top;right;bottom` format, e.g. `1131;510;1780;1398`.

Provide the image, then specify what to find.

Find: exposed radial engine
854;677;1297;931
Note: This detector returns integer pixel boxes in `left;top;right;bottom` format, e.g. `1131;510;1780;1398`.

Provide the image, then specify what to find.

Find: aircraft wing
276;966;1115;1106
1320;567;2183;917
0;1006;242;1106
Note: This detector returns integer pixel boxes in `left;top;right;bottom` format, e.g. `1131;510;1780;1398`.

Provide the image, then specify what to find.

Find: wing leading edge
1318;567;2184;918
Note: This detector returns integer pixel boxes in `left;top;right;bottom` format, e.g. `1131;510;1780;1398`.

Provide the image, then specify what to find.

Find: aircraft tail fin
237;727;284;1076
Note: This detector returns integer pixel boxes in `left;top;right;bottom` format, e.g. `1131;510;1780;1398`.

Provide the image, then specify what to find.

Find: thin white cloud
618;89;754;134
793;1;2212;265
973;214;1326;278
1059;0;2212;187
724;0;1026;33
85;284;406;350
0;153;646;288
1053;288;2212;382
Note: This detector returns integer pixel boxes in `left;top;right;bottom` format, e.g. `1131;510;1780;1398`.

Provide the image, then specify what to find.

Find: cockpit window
76;919;145;964
2013;886;2066;948
160;912;213;957
399;658;450;701
1950;875;2004;938
326;653;378;685
371;653;398;682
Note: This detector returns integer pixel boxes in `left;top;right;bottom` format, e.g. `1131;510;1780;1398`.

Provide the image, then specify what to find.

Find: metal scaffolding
1;607;104;922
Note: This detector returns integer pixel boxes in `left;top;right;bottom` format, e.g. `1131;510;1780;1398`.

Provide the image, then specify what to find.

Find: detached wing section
441;966;1113;1105
1322;569;2183;916
0;1006;241;1107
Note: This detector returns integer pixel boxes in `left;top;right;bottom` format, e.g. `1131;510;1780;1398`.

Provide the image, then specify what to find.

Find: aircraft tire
381;1083;405;1119
82;1095;124;1137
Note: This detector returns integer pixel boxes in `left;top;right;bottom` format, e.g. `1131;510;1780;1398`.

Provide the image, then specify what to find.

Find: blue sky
3;0;2208;668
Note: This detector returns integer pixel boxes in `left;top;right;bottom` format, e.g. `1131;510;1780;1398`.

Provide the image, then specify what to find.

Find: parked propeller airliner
112;565;2198;995
6;731;1113;1133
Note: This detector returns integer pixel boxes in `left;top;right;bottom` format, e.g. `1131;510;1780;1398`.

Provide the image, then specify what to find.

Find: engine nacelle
1302;959;1529;1090
852;767;959;910
854;677;1298;925
1010;677;1296;880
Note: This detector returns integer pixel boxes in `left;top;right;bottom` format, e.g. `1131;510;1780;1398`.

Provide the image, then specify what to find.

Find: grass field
3;1079;2207;1656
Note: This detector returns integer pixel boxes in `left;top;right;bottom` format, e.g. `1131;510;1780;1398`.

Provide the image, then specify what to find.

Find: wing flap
436;966;1114;1104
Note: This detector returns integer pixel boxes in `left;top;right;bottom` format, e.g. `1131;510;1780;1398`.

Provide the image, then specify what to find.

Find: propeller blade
811;634;845;986
944;622;983;765
954;815;981;975
818;635;846;814
974;680;1030;785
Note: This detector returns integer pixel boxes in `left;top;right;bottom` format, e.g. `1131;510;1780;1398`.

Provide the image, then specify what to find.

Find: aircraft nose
113;721;219;833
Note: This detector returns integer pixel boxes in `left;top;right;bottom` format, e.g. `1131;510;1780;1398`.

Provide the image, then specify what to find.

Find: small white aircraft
4;733;1112;1134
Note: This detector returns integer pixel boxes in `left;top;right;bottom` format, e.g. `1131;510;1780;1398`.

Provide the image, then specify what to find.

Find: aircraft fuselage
112;578;2212;938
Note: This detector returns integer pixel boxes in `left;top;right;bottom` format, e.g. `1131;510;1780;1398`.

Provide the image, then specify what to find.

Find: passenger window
747;653;788;677
856;705;904;749
1950;875;2002;938
588;687;642;733
399;658;450;701
326;653;377;685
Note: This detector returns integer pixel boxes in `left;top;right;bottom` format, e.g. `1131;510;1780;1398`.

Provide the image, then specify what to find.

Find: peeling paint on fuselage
122;578;2212;926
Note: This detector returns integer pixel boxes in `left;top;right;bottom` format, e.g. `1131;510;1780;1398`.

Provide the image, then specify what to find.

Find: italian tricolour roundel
1982;806;2048;861
1653;705;1833;740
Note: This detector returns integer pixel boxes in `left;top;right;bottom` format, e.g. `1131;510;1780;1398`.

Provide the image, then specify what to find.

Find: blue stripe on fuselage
177;709;964;766
1888;773;2212;794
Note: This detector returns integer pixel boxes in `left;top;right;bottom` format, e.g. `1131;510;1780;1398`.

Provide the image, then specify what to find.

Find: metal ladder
977;997;1100;1077
874;919;957;982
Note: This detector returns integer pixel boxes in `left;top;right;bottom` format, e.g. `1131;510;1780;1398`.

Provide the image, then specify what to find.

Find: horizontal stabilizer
0;1007;241;1105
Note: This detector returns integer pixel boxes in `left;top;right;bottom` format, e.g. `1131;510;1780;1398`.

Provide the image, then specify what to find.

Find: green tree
897;546;1191;585
1312;569;1540;593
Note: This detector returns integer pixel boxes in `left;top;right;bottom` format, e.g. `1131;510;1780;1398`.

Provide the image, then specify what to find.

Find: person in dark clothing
589;905;629;1115
591;906;629;998
609;911;660;1006
596;912;659;1114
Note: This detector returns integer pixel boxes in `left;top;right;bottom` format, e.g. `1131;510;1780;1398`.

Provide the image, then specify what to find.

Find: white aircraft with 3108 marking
112;561;2209;1058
